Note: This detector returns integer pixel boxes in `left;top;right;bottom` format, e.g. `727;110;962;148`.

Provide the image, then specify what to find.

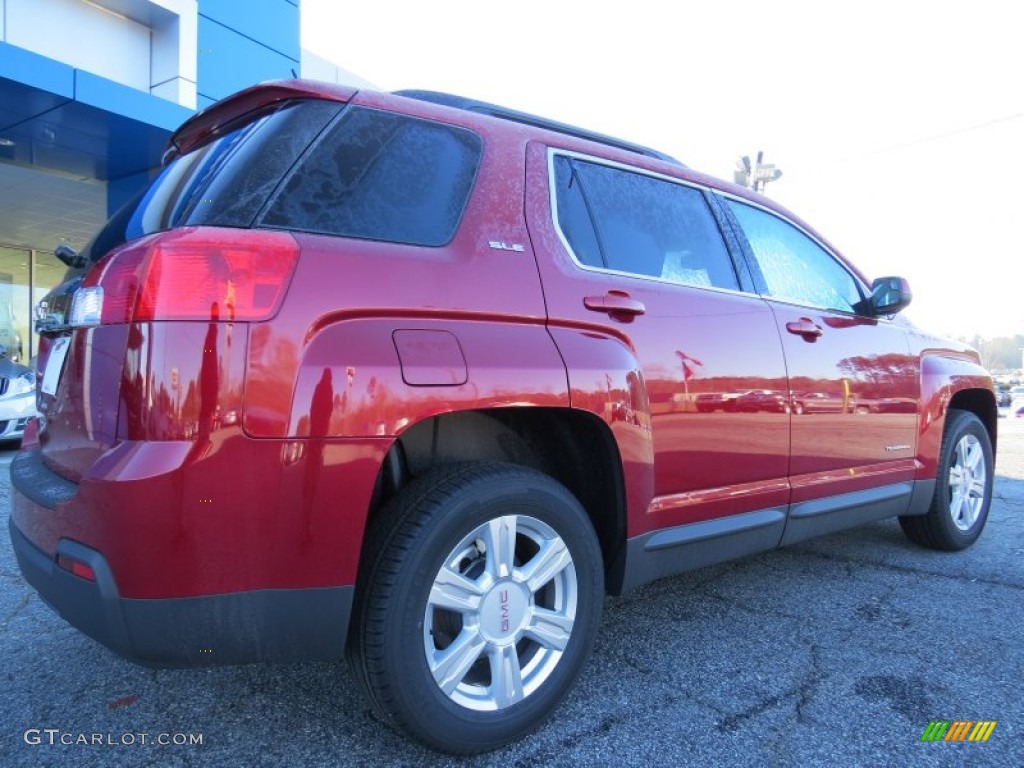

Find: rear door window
259;108;483;246
552;156;740;291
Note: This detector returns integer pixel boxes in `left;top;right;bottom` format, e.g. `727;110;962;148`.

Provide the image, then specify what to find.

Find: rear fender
254;318;570;439
547;326;654;537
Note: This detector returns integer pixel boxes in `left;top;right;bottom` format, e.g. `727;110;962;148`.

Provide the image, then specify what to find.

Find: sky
302;0;1024;340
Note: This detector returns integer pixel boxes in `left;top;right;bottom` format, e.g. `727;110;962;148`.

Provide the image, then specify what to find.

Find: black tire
347;462;604;754
899;409;993;551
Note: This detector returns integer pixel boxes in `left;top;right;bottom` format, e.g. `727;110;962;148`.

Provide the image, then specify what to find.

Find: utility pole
735;150;783;193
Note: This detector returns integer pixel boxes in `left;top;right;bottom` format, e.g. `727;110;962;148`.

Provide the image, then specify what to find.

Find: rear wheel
348;463;604;754
899;409;993;551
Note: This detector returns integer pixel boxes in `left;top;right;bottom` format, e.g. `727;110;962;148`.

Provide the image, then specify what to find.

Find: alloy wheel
948;433;987;531
423;514;577;711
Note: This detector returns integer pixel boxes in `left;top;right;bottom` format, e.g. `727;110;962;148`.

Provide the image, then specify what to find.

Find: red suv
10;80;997;753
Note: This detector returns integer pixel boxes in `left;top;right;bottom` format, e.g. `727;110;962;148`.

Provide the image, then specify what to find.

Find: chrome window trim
545;148;900;323
749;293;900;325
545;148;751;298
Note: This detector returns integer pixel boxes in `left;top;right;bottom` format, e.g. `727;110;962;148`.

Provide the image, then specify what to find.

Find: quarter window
261;108;482;246
728;201;863;312
552;157;603;268
553;156;739;291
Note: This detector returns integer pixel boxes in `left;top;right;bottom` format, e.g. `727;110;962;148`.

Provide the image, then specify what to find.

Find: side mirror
55;244;87;269
867;276;912;316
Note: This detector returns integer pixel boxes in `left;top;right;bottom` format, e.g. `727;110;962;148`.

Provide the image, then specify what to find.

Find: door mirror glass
868;276;912;316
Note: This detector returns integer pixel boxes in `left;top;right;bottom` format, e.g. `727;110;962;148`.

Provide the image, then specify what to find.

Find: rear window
259;107;483;246
82;99;342;262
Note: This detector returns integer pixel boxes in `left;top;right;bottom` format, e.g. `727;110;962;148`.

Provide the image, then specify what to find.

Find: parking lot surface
2;417;1022;767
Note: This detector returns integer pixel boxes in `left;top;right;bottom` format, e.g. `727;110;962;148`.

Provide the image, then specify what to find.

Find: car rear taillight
71;228;299;325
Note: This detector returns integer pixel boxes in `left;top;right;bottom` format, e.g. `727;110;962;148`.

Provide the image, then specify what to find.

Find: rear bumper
9;433;385;598
9;515;353;667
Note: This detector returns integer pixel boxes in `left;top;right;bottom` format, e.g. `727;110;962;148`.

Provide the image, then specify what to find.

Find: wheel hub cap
480;581;530;643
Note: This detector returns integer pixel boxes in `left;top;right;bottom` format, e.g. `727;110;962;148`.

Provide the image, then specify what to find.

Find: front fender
918;351;995;479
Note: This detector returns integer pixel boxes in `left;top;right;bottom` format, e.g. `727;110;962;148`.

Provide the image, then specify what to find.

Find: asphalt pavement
1;417;1022;767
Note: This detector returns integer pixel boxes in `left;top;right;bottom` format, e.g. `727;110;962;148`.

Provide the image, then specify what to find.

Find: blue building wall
0;0;304;215
0;41;190;216
197;0;301;109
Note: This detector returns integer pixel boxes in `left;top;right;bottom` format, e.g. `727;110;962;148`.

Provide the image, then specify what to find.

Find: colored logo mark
920;720;997;742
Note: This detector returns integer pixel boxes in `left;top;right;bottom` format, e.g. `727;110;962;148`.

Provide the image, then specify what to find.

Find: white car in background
1009;386;1024;418
0;357;36;441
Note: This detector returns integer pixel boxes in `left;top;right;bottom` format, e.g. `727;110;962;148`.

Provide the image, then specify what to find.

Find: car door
525;145;790;560
719;196;920;544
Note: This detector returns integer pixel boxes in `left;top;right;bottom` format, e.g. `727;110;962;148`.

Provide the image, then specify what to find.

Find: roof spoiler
164;79;358;162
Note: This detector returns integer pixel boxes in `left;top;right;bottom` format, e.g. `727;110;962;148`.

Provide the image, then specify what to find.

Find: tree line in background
962;334;1024;373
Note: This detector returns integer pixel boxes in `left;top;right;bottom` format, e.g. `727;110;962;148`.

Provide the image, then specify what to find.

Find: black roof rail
395;90;684;167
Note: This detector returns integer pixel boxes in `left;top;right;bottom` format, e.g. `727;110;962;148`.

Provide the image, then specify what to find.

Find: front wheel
348;463;604;754
899;409;994;551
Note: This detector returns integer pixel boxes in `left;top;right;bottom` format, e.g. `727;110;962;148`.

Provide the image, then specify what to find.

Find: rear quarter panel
243;104;567;440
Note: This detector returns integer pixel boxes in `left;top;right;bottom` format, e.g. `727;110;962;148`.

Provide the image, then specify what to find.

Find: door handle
584;292;646;318
785;318;823;340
